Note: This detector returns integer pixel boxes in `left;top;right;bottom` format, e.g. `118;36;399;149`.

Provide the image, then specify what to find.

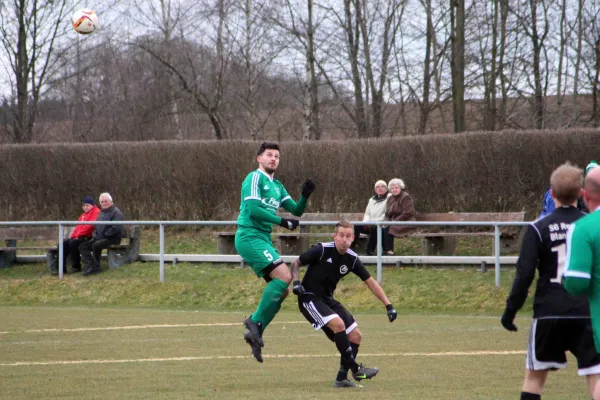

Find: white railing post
58;224;64;280
159;224;165;283
494;224;501;288
376;222;382;284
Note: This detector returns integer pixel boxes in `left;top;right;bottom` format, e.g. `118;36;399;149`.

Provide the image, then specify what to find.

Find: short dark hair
257;142;279;156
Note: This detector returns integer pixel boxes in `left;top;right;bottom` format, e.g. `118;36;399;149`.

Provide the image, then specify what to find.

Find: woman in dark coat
384;178;416;255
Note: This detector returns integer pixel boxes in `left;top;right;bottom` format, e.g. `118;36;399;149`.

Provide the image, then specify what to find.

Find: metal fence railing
0;220;529;288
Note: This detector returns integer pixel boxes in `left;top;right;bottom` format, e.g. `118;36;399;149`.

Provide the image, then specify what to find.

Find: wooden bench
0;225;141;269
217;212;526;256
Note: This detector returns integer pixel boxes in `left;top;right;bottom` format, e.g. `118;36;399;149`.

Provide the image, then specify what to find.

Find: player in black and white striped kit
501;163;600;400
289;219;397;388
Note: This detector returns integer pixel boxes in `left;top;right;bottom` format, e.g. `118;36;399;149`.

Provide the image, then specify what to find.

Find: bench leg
422;237;456;256
0;240;16;269
107;239;140;269
46;250;57;271
277;236;309;256
217;236;237;255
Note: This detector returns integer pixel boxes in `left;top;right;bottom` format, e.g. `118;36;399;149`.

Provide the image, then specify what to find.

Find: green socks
251;278;288;331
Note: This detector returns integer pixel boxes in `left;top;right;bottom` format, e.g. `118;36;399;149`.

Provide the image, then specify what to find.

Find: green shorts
235;229;282;277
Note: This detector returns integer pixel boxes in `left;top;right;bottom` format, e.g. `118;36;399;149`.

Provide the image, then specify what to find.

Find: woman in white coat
351;180;393;255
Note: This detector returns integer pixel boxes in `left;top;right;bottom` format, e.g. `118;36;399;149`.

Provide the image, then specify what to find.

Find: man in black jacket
80;192;124;276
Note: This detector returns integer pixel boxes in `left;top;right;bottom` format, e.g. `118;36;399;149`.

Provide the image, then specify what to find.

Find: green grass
2;231;523;312
0;262;525;313
0;307;587;400
0;232;548;399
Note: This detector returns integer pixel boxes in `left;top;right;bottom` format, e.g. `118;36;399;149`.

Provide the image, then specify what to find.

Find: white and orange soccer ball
72;8;99;35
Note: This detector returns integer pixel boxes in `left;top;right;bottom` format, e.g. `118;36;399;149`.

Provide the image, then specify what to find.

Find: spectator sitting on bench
51;195;100;276
351;180;392;256
80;192;124;276
384;178;416;256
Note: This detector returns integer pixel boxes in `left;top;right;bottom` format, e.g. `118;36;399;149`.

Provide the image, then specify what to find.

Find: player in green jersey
236;142;315;363
563;166;600;400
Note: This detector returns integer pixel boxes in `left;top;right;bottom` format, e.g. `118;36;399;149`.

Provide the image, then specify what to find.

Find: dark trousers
383;226;394;253
353;225;393;253
80;238;120;269
60;237;91;269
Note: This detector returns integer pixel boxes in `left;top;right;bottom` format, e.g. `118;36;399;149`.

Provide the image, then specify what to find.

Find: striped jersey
237;169;291;233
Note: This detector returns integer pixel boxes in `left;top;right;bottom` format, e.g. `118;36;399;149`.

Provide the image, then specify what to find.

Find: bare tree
0;0;71;143
133;0;234;140
303;0;321;140
272;0;322;140
450;0;465;132
571;0;584;125
343;0;368;137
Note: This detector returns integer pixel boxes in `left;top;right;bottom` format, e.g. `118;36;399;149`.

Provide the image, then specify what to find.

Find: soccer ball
72;8;99;35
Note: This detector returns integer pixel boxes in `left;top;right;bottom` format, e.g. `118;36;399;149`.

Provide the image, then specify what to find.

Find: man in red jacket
51;196;100;275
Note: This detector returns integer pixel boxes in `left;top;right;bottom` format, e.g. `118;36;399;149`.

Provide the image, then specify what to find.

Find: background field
0;233;588;399
0;307;589;400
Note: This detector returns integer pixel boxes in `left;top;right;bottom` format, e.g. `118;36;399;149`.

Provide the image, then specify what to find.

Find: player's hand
292;281;305;296
280;218;300;231
386;304;397;322
500;310;518;332
301;178;316;198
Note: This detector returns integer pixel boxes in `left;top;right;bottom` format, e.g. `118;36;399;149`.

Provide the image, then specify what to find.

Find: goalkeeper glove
301;178;316;198
386;304;397;322
279;218;300;231
292;281;305;295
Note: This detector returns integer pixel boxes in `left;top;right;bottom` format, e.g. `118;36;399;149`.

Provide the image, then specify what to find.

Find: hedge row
1;129;599;221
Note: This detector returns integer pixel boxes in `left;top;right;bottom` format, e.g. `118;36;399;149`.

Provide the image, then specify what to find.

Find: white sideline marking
0;321;305;335
0;351;526;367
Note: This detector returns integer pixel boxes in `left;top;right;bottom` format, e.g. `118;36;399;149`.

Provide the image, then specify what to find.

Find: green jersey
237;169;292;234
563;206;600;349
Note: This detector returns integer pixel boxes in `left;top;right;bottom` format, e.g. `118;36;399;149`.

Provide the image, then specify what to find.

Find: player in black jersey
501;163;600;400
289;220;397;388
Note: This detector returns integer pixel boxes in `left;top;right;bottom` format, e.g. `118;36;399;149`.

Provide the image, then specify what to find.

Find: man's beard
263;165;276;174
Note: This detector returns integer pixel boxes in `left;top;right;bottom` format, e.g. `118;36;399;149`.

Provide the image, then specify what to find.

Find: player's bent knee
326;317;346;333
270;263;292;284
348;328;362;343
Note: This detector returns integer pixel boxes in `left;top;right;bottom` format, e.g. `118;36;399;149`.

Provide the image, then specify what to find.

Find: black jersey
298;242;371;300
505;206;590;318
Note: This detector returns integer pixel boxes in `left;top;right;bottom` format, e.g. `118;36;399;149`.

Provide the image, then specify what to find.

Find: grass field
0;307;590;400
0;232;589;399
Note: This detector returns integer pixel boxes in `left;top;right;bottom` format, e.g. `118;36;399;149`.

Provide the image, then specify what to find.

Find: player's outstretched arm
290;259;302;284
364;277;397;322
281;179;316;217
501;225;540;332
289;259;305;295
246;199;285;225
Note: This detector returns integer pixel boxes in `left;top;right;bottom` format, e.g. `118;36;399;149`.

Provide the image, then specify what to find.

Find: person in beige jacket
351;180;393;255
384;178;416;255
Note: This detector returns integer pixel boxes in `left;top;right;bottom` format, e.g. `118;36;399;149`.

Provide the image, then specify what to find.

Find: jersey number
550;243;566;284
263;250;273;261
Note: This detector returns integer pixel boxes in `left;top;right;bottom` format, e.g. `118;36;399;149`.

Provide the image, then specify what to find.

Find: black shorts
526;318;600;375
297;293;357;334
